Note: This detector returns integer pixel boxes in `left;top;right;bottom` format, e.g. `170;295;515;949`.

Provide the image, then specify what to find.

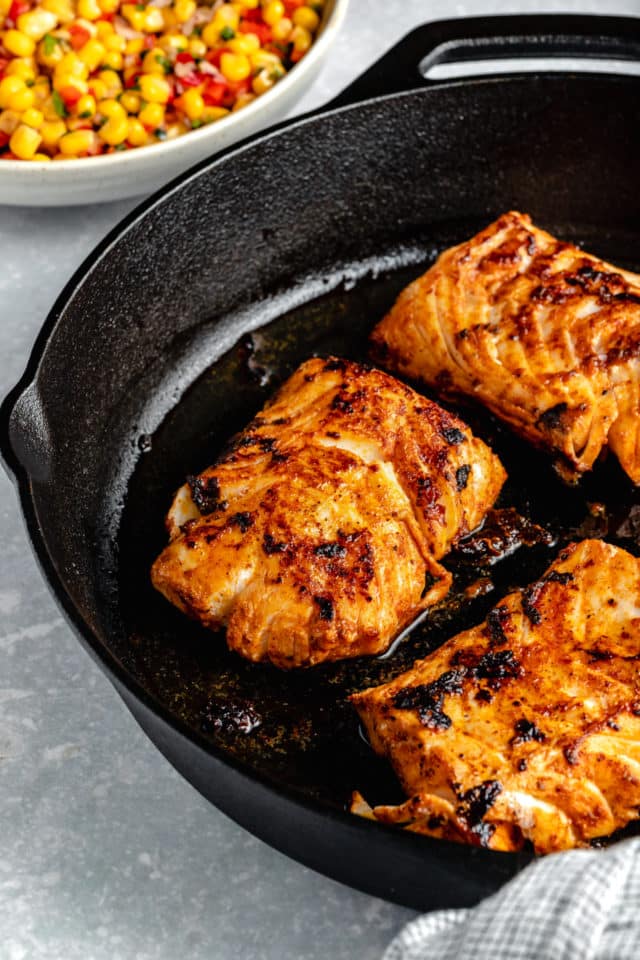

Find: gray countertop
2;1;640;957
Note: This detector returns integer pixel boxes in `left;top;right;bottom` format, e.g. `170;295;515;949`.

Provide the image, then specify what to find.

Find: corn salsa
0;0;324;160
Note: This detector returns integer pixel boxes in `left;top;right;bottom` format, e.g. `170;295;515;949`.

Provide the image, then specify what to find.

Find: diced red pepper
125;72;141;88
240;8;263;21
8;0;30;22
176;52;194;64
68;24;92;50
143;35;155;49
60;85;82;105
0;131;10;148
239;20;272;44
283;0;305;12
222;77;250;107
1;151;17;159
203;79;226;106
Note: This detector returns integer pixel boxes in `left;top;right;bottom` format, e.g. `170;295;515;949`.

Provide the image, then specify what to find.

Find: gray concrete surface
2;0;640;957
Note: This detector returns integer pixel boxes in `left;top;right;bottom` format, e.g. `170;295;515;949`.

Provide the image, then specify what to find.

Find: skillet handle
0;381;52;484
327;14;640;108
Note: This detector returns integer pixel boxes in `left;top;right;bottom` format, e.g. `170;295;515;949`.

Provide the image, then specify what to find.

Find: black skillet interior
5;15;640;909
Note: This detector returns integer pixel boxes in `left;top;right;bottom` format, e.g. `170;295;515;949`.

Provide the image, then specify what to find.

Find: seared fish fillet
352;539;640;853
372;211;640;483
152;357;505;668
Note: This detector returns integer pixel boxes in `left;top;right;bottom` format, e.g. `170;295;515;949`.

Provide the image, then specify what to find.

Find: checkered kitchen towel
384;838;640;960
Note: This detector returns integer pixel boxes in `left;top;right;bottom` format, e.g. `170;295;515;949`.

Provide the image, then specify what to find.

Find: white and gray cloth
384;838;640;960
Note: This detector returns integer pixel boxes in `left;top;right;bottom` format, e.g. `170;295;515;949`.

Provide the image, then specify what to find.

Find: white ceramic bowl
0;0;348;206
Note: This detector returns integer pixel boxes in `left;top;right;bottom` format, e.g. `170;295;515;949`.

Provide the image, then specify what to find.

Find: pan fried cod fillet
352;539;640;853
372;211;640;483
151;357;505;668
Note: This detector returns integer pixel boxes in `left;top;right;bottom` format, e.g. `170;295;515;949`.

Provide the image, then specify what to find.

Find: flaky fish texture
151;357;505;668
352;539;640;853
372;211;640;483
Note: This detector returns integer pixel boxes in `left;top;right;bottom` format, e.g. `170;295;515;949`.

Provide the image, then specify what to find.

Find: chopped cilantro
219;25;235;40
52;90;68;118
190;119;203;128
154;128;167;140
135;3;145;9
43;34;58;56
79;110;92;118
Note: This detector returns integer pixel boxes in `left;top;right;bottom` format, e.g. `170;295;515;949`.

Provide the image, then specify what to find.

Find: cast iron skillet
4;15;640;910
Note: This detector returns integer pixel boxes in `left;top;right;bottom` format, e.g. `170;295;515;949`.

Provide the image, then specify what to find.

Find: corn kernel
262;0;285;27
138;101;164;127
126;117;147;145
271;15;292;41
58;127;97;154
98;111;128;144
104;33;125;52
42;0;75;23
40;117;67;147
55;52;88;79
180;86;203;120
125;37;144;56
102;49;123;70
98;0;120;11
188;37;206;58
3;30;36;58
232;91;254;110
33;152;51;161
75;93;96;117
0;76;25;109
77;0;101;20
6;58;36;82
17;9;59;40
292;5;319;32
0;109;22;135
21;106;44;128
202;105;228;123
215;3;240;27
252;66;281;96
98;68;122;96
220;51;250;82
161;32;189;53
173;0;195;23
77;38;105;71
97;96;125;119
36;35;64;68
95;20;114;39
229;33;260;55
201;21;221;47
119;90;140;113
87;77;107;100
145;7;164;31
142;46;168;74
165;120;186;139
290;24;312;55
240;0;259;7
7;85;35;111
250;48;281;70
138;73;170;103
9;123;42;158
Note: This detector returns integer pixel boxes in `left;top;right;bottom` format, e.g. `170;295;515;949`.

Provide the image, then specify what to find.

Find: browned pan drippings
117;228;640;830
